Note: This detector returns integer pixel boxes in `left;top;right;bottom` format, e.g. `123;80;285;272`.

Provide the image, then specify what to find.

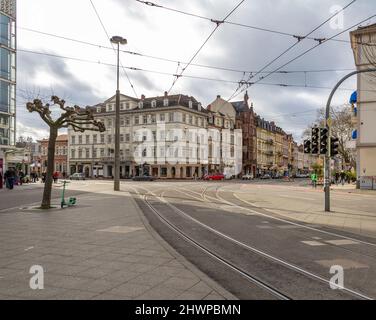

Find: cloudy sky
17;0;375;141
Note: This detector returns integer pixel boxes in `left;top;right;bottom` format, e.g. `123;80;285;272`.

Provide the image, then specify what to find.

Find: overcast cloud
16;0;376;141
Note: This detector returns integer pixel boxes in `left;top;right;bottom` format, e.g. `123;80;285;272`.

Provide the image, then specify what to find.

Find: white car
242;174;253;180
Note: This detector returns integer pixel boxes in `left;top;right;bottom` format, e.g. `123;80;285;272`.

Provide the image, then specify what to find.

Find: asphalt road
125;180;376;300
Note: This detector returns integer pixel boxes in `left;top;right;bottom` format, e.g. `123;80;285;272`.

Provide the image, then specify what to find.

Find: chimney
141;94;145;100
164;91;168;97
217;95;221;99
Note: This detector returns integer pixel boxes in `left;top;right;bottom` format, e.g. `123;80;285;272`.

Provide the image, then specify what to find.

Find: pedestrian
41;171;46;183
4;168;15;190
311;171;317;189
340;170;346;186
19;170;24;186
335;172;339;186
53;171;58;183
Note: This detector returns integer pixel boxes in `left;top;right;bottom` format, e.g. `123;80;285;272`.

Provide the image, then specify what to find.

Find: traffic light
303;139;311;154
331;137;339;157
311;127;319;154
319;127;328;155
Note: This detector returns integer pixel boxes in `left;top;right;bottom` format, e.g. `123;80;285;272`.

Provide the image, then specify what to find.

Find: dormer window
151;100;157;108
198;103;201;111
163;98;169;107
120;103;125;110
138;101;143;109
189;100;193;109
97;107;101;113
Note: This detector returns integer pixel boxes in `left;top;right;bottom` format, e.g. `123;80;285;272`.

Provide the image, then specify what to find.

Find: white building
350;24;376;188
68;93;239;179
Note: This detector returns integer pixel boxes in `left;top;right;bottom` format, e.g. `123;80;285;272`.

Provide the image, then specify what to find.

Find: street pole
110;36;127;192
324;68;376;212
114;42;120;191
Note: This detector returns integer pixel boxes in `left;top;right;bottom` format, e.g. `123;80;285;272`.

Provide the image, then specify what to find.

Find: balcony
265;150;274;156
266;138;274;145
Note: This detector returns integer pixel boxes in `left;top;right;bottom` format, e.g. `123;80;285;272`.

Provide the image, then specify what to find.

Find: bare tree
302;105;356;170
26;96;105;209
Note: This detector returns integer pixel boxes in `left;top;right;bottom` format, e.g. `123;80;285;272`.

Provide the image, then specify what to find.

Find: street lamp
110;36;127;191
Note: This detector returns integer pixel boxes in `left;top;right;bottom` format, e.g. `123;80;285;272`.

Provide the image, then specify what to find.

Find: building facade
38;134;68;176
0;0;16;171
68;93;239;179
350;24;376;188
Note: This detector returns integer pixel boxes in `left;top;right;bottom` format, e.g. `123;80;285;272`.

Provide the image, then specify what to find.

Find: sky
16;0;376;142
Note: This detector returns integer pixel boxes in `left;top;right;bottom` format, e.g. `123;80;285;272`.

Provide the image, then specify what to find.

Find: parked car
132;175;155;181
272;173;282;179
204;173;225;181
242;174;253;180
260;174;271;179
69;173;86;180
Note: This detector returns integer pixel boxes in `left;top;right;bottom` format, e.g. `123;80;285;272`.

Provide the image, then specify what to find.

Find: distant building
350;23;376;188
0;0;16;171
38;135;68;176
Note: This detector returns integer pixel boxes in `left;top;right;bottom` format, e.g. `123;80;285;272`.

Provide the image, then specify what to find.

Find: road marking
325;239;360;246
277;225;301;229
316;259;368;270
301;241;326;246
24;246;34;251
256;225;273;229
97;226;144;234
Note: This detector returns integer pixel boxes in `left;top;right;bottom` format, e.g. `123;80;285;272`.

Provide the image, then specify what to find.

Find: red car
204;173;225;181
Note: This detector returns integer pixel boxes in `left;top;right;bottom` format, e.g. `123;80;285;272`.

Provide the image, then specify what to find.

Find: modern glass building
0;0;16;149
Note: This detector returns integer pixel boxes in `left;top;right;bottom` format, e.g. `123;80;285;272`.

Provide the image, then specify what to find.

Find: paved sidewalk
0;189;235;300
235;185;376;239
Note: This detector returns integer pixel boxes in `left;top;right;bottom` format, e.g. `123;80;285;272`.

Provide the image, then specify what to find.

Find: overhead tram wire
89;0;138;98
232;13;376;100
18;26;356;75
18;48;370;93
133;0;375;47
166;0;246;94
227;0;357;101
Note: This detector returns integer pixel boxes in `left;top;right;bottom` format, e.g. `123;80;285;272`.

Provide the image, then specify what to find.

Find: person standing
311;171;317;189
4;168;15;190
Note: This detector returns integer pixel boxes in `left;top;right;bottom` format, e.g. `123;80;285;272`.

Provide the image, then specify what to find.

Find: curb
127;191;238;300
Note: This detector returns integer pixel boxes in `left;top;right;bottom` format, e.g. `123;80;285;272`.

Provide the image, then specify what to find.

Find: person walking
335;172;339;186
53;171;59;183
340;170;346;186
311;171;317;189
4;168;15;190
18;170;24;186
41;171;46;183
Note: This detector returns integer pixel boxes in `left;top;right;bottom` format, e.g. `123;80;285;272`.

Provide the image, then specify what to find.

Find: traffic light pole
324;68;376;212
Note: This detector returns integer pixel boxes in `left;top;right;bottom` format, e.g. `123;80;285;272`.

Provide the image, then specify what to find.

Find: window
120;134;124;143
100;134;105;143
78;136;82;144
163;98;168;107
151;114;156;123
100;148;105;156
71;136;75;145
138;101;143;109
169;112;174;122
85;149;90;158
93;134;97;144
142;149;147;157
151;100;156;108
120;118;125;126
108;135;112;143
182;114;186;123
125;117;130;125
143;115;147;124
120;103;125;110
160;148;165;157
97;107;101;113
134;115;139;125
189;115;193;124
125;133;130;142
107;119;113;128
93;148;97;158
125;102;130;110
160;113;165;122
78;149;82;158
161;167;167;177
86;135;90;144
198;103;202;111
189;100;193;109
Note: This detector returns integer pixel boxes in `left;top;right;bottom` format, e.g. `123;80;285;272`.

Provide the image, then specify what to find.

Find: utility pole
110;36;127;191
324;68;376;212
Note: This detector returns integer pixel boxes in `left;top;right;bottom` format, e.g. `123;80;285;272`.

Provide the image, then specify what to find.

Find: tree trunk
41;127;58;209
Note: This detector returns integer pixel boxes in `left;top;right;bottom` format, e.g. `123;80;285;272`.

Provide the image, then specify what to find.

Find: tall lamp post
110;36;127;191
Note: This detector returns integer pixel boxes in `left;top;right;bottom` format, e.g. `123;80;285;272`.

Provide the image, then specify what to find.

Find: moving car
204;173;225;181
69;173;86;180
242;174;253;180
132;175;155;181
